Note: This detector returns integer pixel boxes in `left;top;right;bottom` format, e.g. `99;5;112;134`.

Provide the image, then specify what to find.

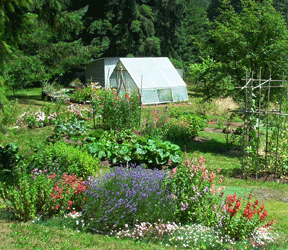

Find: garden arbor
237;72;288;181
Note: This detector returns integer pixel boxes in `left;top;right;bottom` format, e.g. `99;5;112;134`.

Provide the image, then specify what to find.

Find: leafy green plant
162;114;206;143
64;104;93;121
53;117;88;139
133;137;183;165
84;133;183;166
141;107;169;138
27;142;100;178
0;167;55;220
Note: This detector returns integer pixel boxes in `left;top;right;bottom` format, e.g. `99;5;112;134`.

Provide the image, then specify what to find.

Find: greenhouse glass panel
157;88;172;103
172;86;188;102
141;89;159;104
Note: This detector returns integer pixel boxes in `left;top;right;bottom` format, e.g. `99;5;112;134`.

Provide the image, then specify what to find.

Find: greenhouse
85;57;188;105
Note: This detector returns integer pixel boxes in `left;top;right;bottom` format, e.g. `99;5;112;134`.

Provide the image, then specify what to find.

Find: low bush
83;164;176;233
27;142;99;178
17;109;58;128
165;156;272;240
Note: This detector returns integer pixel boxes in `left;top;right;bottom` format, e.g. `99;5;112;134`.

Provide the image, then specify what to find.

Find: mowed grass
0;220;168;250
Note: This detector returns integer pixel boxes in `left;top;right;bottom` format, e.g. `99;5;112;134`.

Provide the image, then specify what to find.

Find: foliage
46;172;86;217
83;164;176;233
0;169;86;221
53;117;88;139
84;132;183;166
64;103;93;121
70;87;100;103
0;167;55;221
162;114;206;143
142;107;207;142
165;156;225;225
133;136;183;166
195;0;288;99
0;0;33;69
27;142;99;179
112;221;278;249
0;143;20;183
141;107;169;138
113;222;236;248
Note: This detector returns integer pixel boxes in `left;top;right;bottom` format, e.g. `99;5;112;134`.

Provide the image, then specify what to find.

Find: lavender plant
83;164;176;233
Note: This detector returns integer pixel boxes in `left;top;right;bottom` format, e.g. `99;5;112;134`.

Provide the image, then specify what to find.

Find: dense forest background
1;0;288;99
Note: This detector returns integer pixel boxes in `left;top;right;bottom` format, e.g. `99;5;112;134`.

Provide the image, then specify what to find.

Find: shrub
141;107;169;138
64;104;93;121
0;168;55;220
46;172;86;217
27;142;100;178
141;107;206;142
83;164;176;233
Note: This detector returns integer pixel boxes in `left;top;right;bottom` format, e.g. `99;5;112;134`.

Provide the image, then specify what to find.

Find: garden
0;85;288;250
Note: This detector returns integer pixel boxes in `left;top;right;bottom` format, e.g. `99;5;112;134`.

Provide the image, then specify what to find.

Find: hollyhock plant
165;155;225;226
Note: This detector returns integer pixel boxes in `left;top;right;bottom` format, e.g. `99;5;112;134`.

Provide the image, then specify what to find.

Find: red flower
260;210;268;221
126;94;131;101
68;200;73;206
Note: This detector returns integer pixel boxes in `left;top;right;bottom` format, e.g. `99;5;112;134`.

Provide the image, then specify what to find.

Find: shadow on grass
7;94;42;101
188;91;204;99
175;138;241;157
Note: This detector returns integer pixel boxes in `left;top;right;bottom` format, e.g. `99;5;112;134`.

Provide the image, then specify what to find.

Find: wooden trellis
235;71;288;181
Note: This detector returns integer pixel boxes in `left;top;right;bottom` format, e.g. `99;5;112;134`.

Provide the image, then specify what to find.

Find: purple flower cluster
83;165;176;233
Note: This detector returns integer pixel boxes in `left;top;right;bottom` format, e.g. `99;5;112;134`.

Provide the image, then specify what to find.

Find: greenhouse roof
117;57;186;89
